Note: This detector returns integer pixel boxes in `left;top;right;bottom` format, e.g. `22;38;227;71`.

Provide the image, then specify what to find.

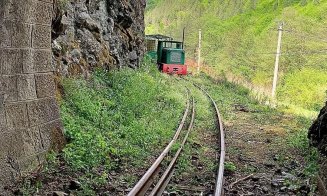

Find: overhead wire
269;28;327;43
186;27;327;62
247;50;327;56
283;29;327;43
247;28;327;56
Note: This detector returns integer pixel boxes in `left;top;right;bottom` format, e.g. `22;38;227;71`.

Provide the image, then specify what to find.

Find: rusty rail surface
128;92;191;196
194;84;226;196
149;98;195;196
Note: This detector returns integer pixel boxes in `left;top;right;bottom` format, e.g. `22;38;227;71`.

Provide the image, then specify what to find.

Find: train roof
145;34;173;41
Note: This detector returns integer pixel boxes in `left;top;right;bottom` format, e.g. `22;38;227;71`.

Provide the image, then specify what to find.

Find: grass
186;73;268;118
162;77;223;192
17;63;319;194
225;162;237;173
287;125;319;177
19;60;188;195
61;64;187;170
60;63;188;194
185;74;318;184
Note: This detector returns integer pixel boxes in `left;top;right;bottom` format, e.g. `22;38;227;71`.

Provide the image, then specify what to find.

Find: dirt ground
157;81;317;196
223;108;315;196
3;80;317;196
166;120;218;196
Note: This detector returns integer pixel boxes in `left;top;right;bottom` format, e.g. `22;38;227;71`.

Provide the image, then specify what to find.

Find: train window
146;40;157;51
162;42;181;49
171;51;182;63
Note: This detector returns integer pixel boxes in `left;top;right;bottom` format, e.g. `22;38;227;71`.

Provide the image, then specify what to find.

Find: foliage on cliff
146;0;327;111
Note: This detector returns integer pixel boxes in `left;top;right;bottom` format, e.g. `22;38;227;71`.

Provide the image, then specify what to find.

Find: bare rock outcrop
308;102;327;195
308;102;327;154
52;0;146;77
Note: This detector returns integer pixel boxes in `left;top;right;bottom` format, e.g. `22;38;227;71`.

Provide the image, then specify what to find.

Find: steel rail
150;98;195;196
128;92;191;196
194;84;226;196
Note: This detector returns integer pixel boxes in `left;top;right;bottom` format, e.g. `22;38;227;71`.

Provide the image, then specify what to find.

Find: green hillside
146;0;327;111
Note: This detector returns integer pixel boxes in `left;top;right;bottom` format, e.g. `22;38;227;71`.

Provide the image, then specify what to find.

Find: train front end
157;41;187;75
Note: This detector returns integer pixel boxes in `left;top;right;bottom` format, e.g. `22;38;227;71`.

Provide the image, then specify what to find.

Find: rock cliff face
52;0;146;77
308;102;327;154
308;102;327;194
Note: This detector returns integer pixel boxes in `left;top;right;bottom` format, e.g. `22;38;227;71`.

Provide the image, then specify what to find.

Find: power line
284;29;327;43
282;50;327;56
240;49;327;56
190;47;327;56
269;28;327;43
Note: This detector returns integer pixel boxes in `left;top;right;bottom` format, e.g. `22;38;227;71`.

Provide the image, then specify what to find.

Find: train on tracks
128;83;226;196
146;34;187;75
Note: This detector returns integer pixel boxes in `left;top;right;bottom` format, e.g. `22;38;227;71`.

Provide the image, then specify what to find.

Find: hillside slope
146;0;327;111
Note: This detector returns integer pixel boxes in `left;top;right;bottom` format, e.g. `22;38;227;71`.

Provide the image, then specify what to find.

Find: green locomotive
146;34;187;75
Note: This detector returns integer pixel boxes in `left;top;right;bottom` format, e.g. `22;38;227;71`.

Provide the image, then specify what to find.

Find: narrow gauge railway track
128;81;226;196
193;83;226;196
128;92;195;196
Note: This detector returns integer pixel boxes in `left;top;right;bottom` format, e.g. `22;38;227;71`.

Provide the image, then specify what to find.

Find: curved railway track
128;90;192;196
128;82;226;196
194;84;226;196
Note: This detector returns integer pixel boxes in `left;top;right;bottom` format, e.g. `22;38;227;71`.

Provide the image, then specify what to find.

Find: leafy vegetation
61;62;187;173
287;121;319;177
61;67;186;171
17;64;318;194
18;60;187;195
146;0;327;111
186;74;318;182
225;162;237;172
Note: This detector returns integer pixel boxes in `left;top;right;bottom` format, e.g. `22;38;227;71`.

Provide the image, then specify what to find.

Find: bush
60;64;186;171
278;68;327;110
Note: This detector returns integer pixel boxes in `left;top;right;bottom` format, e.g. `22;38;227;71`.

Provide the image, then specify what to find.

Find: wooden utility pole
197;29;202;74
271;22;283;99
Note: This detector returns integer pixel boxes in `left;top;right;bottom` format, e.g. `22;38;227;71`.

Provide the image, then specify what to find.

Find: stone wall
0;0;65;191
